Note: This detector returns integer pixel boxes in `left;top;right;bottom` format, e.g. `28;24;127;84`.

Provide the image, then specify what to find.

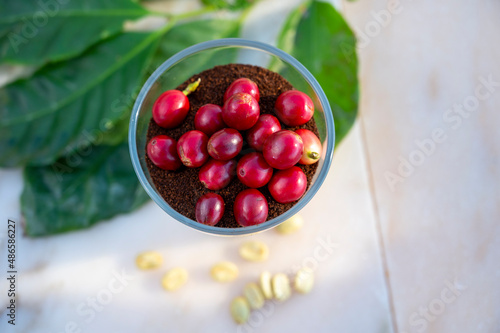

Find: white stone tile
343;0;500;332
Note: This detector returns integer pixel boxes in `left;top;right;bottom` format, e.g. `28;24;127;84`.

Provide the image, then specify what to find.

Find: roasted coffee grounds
146;64;319;228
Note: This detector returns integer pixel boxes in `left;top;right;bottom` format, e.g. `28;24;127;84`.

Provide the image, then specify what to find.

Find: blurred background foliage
0;0;357;236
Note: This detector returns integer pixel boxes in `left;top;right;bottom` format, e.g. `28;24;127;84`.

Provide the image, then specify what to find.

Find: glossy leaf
275;0;359;145
21;143;150;237
0;31;162;167
0;0;149;65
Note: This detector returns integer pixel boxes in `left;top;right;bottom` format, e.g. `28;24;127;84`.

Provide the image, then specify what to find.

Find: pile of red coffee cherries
147;78;322;227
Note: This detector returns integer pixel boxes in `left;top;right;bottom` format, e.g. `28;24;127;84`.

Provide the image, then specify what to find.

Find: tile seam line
358;115;399;333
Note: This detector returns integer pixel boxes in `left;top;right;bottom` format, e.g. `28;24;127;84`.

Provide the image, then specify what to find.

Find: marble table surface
0;0;498;332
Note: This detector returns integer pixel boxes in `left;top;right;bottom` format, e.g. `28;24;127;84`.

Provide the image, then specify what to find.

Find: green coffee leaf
21;142;149;236
0;32;162;167
0;0;149;66
276;0;359;145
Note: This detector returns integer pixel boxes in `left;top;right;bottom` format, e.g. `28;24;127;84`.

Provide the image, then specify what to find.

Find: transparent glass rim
129;38;335;236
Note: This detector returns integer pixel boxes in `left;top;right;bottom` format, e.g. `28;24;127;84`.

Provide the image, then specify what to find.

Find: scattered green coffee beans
259;271;273;300
243;282;265;310
276;214;304;234
294;267;314;294
137;216;316;326
135;251;163;270
272;273;291;302
239;240;269;262
161;267;188;291
230;296;251;324
211;261;239;282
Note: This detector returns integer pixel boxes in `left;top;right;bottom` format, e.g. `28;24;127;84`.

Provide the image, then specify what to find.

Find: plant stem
148;0;260;34
182;78;201;95
146;5;217;21
307;151;320;160
174;6;217;20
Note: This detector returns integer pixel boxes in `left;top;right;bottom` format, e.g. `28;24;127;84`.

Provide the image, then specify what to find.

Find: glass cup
129;38;335;236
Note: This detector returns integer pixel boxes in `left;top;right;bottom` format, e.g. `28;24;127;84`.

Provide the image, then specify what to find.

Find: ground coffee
146;64;319;228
